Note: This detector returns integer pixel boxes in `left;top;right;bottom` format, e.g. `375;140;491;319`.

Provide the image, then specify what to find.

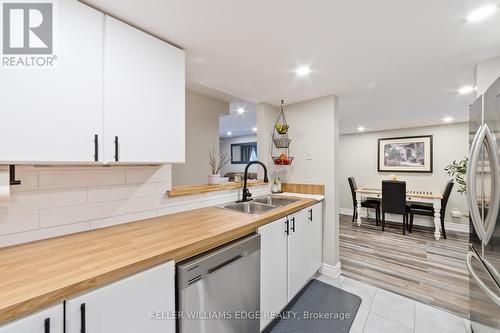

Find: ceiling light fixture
236;107;245;114
458;85;476;94
443;116;454;123
357;126;365;132
295;66;312;77
466;5;497;22
227;131;232;136
252;127;258;132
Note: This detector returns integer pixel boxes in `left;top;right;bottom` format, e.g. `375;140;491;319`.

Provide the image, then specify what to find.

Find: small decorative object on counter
271;178;283;193
208;147;230;184
390;174;398;181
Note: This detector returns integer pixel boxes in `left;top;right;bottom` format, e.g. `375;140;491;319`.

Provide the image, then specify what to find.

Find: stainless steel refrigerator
467;76;500;333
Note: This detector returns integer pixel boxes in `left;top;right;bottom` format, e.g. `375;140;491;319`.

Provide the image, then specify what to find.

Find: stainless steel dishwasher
176;234;260;333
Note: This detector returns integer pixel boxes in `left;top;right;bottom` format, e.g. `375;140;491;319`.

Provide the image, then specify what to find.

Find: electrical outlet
305;153;312;161
451;210;462;218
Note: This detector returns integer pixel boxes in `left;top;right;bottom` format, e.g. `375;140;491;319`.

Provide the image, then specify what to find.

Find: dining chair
408;181;454;239
381;180;408;234
348;177;381;226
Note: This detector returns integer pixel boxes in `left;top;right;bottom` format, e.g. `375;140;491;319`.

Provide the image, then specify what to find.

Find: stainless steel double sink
217;195;300;215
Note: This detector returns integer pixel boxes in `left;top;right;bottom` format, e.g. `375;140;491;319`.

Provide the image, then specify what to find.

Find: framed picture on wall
377;135;433;173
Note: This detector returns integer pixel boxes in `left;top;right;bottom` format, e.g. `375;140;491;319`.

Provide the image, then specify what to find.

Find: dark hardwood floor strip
339;214;470;318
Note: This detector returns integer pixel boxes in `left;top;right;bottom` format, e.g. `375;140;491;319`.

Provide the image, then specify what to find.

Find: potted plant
208;148;230;184
445;157;468;194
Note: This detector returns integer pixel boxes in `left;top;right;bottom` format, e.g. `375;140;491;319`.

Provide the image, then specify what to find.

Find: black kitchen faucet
236;160;269;203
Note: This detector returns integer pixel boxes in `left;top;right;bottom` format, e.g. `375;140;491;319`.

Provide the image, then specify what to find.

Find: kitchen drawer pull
114;136;119;162
44;318;50;333
93;135;99;162
291;217;296;232
80;303;86;333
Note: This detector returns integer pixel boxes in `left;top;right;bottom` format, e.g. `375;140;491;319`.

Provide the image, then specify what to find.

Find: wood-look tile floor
339;214;470;319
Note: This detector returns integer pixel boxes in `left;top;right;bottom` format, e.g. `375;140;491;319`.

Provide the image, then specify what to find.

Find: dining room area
337;121;471;319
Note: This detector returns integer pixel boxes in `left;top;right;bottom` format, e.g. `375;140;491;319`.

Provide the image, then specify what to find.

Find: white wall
474;56;500;95
257;96;340;267
338;122;469;226
219;134;258;176
0;165;269;248
172;90;229;185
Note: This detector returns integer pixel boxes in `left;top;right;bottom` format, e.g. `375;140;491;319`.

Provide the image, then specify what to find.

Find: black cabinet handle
291;217;296;232
285;219;289;235
309;209;313;221
44;318;50;333
80;303;86;333
94;135;99;162
114;136;119;162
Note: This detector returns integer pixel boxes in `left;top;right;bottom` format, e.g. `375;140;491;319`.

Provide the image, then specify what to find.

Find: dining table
355;187;444;240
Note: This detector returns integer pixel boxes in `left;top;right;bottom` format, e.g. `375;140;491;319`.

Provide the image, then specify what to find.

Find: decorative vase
208;174;220;185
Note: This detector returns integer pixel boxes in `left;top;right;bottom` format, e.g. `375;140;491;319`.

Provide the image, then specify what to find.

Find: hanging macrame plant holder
271;100;293;165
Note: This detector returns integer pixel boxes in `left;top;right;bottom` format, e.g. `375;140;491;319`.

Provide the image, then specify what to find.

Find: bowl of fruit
275;124;289;134
273;153;294;165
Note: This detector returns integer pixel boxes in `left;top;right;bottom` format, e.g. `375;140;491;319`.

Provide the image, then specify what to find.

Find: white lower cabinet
258;216;288;331
258;202;323;331
66;261;175;333
0;303;64;333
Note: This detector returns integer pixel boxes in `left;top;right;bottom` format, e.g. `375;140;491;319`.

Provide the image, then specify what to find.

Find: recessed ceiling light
252;127;258;132
227;131;232;136
236;107;245;114
357;126;365;132
443;116;454;123
466;5;497;22
458;85;476;94
295;66;312;77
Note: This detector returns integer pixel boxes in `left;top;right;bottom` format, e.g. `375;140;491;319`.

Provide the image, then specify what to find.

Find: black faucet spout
236;160;269;203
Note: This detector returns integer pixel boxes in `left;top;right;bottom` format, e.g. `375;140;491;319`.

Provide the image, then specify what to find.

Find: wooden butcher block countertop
0;196;318;324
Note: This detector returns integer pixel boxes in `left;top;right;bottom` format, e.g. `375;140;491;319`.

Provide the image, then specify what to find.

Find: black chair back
348;177;357;205
441;181;454;213
382;180;406;214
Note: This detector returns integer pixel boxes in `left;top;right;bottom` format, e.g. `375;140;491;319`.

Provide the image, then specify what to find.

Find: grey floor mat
266;279;362;333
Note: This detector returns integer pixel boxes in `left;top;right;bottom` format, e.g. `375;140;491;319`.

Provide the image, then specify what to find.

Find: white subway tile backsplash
126;165;172;184
0;161;269;248
0;222;90;248
88;183;156;203
40;200;126;228
90;210;157;229
1;189;87;213
39;169;126;190
0;211;39;235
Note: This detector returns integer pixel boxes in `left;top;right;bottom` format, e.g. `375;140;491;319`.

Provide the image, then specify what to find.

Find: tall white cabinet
0;0;104;163
104;16;185;164
258;202;323;331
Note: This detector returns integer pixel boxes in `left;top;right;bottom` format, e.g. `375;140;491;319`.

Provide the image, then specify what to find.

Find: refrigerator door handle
467;251;500;306
482;124;500;245
467;124;487;240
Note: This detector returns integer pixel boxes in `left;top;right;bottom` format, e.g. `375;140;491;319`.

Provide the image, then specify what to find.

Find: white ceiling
82;0;500;133
219;105;257;139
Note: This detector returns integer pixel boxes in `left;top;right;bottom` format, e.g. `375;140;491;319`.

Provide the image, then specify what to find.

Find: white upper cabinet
0;0;104;164
0;303;63;333
104;16;185;164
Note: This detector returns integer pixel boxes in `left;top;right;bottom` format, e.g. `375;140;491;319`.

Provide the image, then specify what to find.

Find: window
231;142;257;164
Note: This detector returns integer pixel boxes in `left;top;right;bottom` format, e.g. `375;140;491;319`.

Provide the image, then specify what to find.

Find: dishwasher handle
207;255;243;275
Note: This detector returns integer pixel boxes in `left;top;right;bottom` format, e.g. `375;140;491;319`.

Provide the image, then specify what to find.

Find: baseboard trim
339;208;469;233
319;262;341;279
